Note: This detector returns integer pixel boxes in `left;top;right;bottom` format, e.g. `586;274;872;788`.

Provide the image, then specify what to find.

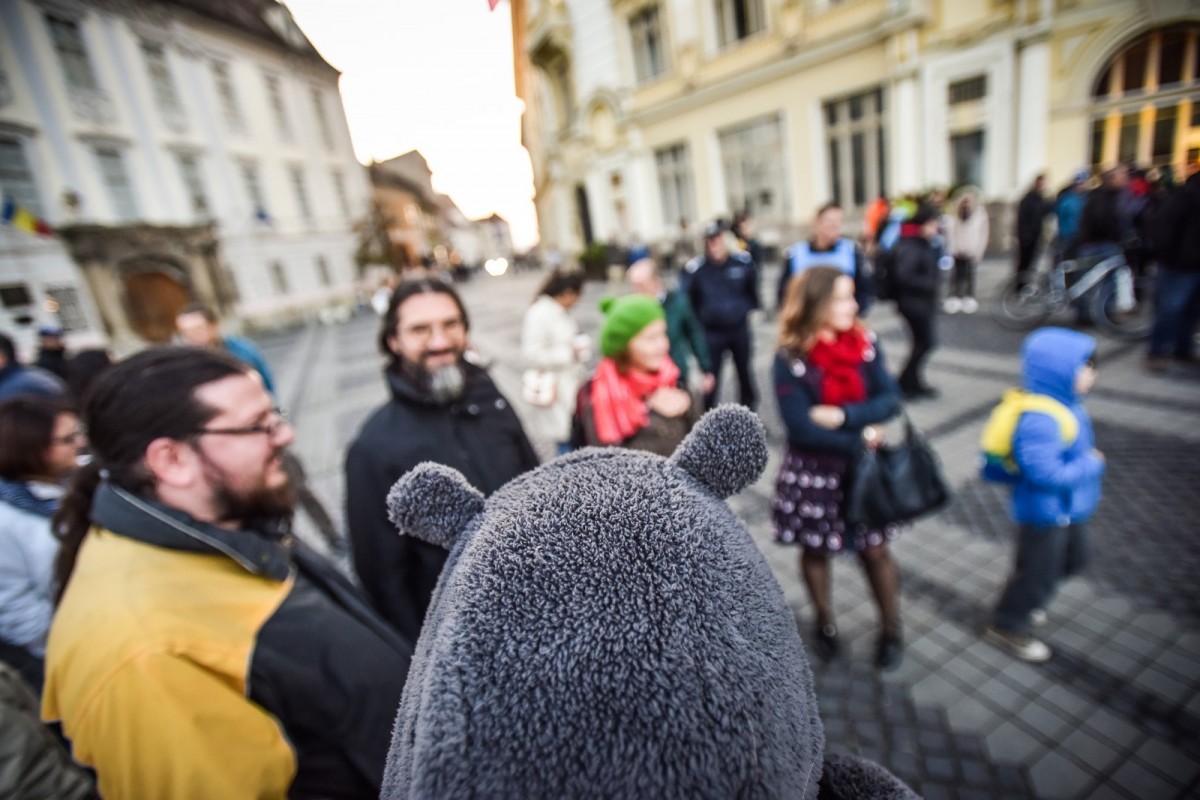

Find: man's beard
427;362;465;403
402;350;466;403
198;451;296;524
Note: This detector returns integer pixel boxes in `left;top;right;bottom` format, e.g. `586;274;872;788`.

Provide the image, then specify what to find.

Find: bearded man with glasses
42;347;413;799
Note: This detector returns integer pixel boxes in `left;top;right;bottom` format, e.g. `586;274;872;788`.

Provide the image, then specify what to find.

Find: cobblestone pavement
258;258;1200;800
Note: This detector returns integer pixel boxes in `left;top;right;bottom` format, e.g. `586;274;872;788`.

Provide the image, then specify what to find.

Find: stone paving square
261;258;1200;799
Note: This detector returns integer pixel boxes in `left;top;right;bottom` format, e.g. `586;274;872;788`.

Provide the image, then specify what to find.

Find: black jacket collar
91;481;293;581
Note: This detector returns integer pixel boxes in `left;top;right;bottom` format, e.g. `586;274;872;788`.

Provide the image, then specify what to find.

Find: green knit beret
599;295;665;357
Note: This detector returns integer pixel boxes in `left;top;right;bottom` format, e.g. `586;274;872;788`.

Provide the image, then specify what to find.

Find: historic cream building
510;0;1200;257
0;0;369;355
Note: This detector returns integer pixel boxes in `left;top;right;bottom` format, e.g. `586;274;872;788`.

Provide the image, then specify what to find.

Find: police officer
682;221;760;410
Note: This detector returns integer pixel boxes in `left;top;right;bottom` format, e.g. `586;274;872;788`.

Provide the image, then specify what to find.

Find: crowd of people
0;160;1194;797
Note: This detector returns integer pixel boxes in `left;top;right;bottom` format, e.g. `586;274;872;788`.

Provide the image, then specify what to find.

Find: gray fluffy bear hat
382;406;919;799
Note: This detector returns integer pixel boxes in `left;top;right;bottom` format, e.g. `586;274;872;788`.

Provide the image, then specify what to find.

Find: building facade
510;0;1200;259
0;0;369;355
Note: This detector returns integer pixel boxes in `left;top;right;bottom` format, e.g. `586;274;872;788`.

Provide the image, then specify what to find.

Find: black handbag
845;412;950;528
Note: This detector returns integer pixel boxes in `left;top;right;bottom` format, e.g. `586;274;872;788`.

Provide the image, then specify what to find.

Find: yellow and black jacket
43;482;413;799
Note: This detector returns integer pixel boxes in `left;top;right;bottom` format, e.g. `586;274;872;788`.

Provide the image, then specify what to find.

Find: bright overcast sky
283;0;538;250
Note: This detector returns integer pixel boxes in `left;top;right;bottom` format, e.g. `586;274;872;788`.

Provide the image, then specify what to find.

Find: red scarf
589;356;681;445
808;328;869;405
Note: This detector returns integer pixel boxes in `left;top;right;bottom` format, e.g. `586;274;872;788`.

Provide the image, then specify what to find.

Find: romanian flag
488;0;502;9
1;194;54;237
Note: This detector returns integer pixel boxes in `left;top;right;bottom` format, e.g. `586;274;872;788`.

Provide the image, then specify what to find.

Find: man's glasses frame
191;407;289;438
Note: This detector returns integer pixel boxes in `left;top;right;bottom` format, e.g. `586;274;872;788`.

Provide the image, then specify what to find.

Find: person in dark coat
890;204;942;399
682;221;761;410
1147;169;1200;370
345;279;539;642
1014;174;1052;287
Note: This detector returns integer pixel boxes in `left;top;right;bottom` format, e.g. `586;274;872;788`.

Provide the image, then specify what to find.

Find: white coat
520;295;585;444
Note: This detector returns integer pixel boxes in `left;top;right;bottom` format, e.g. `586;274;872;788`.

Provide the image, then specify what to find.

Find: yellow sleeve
68;650;296;800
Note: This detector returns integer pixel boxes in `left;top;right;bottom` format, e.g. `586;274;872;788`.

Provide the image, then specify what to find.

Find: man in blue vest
777;203;875;313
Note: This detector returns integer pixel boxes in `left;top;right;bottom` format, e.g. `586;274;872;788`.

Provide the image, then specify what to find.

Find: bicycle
992;253;1154;340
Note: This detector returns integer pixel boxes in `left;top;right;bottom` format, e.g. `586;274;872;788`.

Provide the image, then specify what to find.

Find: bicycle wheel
1094;269;1155;340
993;274;1055;330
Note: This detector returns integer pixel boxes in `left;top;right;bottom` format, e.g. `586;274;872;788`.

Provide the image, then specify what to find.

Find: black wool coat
345;362;539;641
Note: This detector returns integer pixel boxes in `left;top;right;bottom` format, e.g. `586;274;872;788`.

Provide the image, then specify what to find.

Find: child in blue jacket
984;327;1105;662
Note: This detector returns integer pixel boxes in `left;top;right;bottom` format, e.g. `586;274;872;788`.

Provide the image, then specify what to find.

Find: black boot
813;623;840;662
875;633;903;671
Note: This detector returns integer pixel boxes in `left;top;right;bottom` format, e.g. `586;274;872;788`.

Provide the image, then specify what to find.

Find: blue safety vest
785;238;857;279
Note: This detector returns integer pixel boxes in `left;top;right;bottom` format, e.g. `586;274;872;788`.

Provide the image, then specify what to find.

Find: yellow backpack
979;389;1079;482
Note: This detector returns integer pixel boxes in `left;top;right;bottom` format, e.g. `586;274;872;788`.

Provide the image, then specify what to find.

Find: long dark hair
0;395;74;481
52;346;248;602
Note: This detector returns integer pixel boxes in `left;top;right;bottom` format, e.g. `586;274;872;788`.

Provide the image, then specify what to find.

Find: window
316;255;331;287
0;284;32;308
265;75;292;140
824;88;887;209
43;285;87;332
950;130;985;188
630;6;667;83
331;169;350;219
175;153;209;218
714;0;765;48
948;75;987;105
717;113;789;222
93;147;138;221
269;260;288;294
211;62;243;131
655;143;695;230
240;162;268;219
310;88;333;147
0;137;43;216
141;42;182;115
45;15;98;90
1089;25;1200;168
289;166;312;223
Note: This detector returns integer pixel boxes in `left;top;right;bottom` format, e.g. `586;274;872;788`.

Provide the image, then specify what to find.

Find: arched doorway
1088;24;1200;171
121;261;192;343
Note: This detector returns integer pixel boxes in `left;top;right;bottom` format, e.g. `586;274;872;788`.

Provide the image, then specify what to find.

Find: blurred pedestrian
62;348;114;405
772;266;904;669
1147;168;1200;371
627;258;714;394
779;202;874;313
176;303;275;395
890;204;942;400
34;327;69;381
572;294;697;456
1054;170;1090;262
0;332;65;402
520;269;588;456
1014;174;1052;288
944;192;989;314
683;221;761;410
984;329;1104;662
0;396;85;681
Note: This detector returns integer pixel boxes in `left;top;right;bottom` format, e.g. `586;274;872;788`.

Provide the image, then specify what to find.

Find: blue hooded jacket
1011;327;1105;527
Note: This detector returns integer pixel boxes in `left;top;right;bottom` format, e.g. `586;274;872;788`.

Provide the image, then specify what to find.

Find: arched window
1088;25;1200;170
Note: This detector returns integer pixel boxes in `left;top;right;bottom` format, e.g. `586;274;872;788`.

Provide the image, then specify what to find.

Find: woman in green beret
572;295;699;456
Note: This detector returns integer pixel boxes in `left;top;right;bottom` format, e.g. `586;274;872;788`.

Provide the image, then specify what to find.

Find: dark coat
345;362;538;641
661;288;712;385
1078;186;1134;248
890;234;941;301
772;338;902;459
683;252;761;329
1154;174;1200;273
1016;188;1049;244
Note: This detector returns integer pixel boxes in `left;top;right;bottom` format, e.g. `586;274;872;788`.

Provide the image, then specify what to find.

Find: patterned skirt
772;448;901;554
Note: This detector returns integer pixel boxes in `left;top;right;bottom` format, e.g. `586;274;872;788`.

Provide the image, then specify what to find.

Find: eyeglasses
53;429;85;445
192;407;290;438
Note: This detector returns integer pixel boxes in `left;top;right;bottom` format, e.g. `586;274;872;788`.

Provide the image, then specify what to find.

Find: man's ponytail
52;460;103;604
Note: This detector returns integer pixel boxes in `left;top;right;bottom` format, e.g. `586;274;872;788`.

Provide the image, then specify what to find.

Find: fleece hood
1021;327;1096;405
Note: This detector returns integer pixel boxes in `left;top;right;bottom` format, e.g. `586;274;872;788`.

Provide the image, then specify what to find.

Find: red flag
488;0;501;9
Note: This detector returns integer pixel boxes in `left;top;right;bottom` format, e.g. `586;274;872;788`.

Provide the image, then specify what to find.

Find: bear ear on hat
387;463;484;550
669;404;768;498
